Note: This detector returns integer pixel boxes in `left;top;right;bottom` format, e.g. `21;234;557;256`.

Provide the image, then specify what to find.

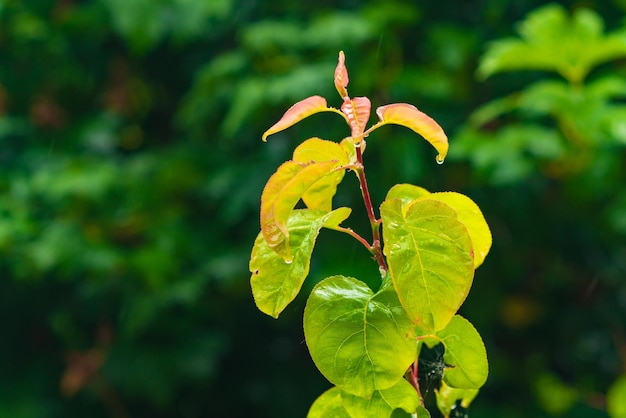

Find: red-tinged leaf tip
375;103;449;163
334;51;349;98
341;96;371;140
262;96;331;141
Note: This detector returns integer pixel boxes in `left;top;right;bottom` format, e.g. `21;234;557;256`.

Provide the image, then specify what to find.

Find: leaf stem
354;143;388;276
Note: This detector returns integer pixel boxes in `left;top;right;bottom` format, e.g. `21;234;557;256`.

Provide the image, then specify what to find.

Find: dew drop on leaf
436;155;445;165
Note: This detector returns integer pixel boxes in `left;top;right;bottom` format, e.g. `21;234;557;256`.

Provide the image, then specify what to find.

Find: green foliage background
1;0;625;417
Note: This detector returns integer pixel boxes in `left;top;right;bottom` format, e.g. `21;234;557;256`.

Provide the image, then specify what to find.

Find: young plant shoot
249;51;492;418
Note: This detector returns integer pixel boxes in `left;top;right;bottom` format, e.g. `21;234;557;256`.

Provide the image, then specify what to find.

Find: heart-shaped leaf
428;193;491;268
261;160;346;261
372;103;448;163
340;379;420;418
251;208;351;318
381;198;474;331
263;96;343;141
437;315;488;389
307;387;351;418
385;184;431;209
304;275;416;397
293;138;350;212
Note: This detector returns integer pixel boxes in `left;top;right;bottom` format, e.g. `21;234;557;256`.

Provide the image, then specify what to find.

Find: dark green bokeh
1;0;624;417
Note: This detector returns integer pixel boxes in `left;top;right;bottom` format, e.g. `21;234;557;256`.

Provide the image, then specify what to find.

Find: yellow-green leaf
304;275;416;397
340;379;420;418
437;315;488;389
373;103;448;163
262;95;340;141
381;198;474;331
251;208;351;318
307;387;351;418
435;380;479;418
607;375;626;418
260;160;344;261
386;184;430;210
428;192;492;268
293;138;350;212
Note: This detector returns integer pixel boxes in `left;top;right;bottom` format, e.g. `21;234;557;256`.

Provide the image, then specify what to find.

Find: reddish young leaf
341;96;371;141
334;51;349;98
372;103;449;163
263;96;338;141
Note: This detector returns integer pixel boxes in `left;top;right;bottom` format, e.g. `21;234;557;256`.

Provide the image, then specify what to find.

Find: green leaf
293;138;350;212
262;95;344;141
534;373;578;415
435;380;479;418
385;184;430;209
260;160;345;261
340;379;420;418
250;208;351;318
307;387;351;418
385;187;491;268
371;103;448;164
303;275;416;397
477;4;626;83
427;193;491;268
437;315;488;389
607;375;626;418
381;198;474;331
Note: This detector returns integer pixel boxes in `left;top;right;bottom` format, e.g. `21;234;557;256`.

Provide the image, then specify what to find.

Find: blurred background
1;0;626;417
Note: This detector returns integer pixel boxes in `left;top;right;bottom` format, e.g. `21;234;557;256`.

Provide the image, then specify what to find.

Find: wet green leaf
250;208;350;318
435;380;479;418
437;315;488;389
340;378;420;418
381;198;474;331
428;193;491;268
304;275;416;397
307;387;351;418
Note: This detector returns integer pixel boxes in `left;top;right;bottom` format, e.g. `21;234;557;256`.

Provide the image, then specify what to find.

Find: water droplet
284;257;293;265
435;154;445;165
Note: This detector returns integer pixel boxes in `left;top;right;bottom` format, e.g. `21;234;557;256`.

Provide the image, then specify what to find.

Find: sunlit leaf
304;275;416;397
341;96;371;140
293;138;350;211
322;207;352;230
260;160;345;261
307;387;351;418
435;380;479;418
385;184;430;211
372;103;448;163
381;198;474;331
262;96;342;141
428;192;492;268
335;51;349;98
251;208;351;318
340;379;420;418
607;375;626;418
437;315;488;389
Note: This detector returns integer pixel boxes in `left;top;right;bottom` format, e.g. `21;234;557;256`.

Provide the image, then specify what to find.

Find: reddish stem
354;143;388;275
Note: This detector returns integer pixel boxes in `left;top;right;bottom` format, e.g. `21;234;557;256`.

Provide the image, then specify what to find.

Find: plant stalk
354;143;387;276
